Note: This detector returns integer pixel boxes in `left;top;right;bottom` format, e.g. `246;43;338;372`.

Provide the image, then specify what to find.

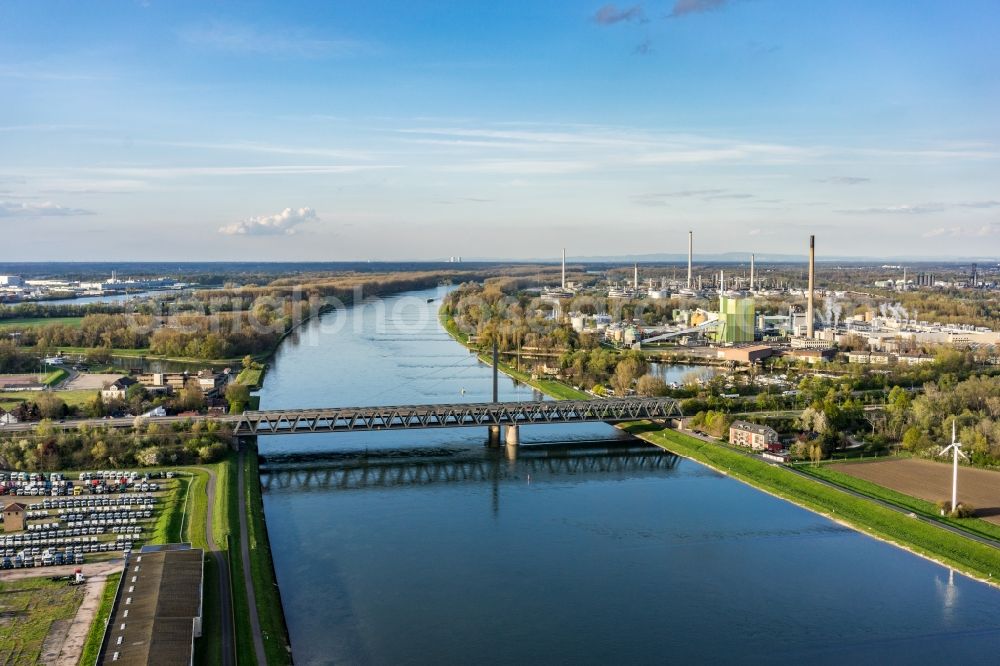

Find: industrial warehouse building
717;344;774;364
99;544;204;665
717;296;755;343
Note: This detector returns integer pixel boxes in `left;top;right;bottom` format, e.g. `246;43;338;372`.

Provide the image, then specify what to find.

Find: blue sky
1;0;999;260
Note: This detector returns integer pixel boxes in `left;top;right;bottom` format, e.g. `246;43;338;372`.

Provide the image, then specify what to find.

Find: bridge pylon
487;425;501;447
504;424;520;447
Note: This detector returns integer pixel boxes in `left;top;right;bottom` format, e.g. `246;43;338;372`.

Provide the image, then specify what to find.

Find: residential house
786;348;835;364
898;353;934;365
101;376;139;401
846;351;871;364
136;369;231;396
729;420;781;451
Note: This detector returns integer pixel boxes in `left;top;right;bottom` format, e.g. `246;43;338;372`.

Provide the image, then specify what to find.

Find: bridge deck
235;398;682;436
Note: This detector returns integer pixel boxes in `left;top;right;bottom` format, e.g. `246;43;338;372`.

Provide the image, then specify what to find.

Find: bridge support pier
504;424;520;447
487;425;501;447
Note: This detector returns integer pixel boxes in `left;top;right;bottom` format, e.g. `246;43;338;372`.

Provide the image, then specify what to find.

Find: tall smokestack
561;248;566;289
750;254;755;292
807;235;815;338
687;231;693;289
634;263;639;290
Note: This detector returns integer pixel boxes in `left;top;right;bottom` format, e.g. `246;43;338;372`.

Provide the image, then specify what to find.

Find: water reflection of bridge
259;441;680;492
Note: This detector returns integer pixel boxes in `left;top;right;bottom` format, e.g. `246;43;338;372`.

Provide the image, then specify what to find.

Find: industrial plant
542;233;999;364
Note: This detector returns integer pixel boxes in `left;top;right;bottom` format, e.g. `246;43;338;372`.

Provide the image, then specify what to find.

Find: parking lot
0;469;180;571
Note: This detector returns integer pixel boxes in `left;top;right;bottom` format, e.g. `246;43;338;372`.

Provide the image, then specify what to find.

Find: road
0;413;234;433
238;446;267;665
203;466;235;666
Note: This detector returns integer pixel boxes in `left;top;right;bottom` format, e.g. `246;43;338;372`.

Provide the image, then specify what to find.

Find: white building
0;275;23;287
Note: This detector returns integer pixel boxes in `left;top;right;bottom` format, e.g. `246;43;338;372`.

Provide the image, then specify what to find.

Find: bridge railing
234;398;682;436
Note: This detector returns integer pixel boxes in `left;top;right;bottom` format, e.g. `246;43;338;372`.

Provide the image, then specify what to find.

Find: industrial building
99;544;204;665
717;345;773;364
717;295;755;343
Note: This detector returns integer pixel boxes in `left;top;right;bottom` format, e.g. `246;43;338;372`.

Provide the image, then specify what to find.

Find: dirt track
831;458;1000;525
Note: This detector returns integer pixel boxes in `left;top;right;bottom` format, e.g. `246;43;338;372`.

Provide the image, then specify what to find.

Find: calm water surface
258;287;1000;665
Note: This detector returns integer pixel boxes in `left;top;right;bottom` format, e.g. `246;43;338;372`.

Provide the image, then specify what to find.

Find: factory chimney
807;235;815;338
750;254;755;292
561;248;566;290
687;231;693;289
633;263;639;291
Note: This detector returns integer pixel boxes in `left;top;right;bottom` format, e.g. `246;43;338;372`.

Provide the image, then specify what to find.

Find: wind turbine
939;420;967;513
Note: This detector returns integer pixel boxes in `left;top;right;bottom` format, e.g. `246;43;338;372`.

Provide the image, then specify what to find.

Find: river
257;287;1000;665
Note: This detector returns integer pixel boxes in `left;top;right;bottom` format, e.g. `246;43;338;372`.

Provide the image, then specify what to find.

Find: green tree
226;382;251;413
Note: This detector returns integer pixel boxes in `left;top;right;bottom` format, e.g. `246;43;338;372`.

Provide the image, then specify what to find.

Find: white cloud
0;200;93;217
219;207;318;236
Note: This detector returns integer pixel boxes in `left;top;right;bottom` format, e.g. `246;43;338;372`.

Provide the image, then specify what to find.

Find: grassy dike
440;308;1000;587
799;463;1000;544
236;444;293;665
79;572;122;665
186;461;232;666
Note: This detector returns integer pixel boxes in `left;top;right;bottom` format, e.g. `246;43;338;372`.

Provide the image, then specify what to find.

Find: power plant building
717;296;755;343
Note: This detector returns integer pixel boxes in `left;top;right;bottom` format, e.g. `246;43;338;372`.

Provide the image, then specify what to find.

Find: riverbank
438;312;590;400
234;443;292;664
439;308;1000;588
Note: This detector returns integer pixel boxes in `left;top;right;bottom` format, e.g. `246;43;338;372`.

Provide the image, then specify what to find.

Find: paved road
203;466;236;666
0;413;233;433
238;446;267;665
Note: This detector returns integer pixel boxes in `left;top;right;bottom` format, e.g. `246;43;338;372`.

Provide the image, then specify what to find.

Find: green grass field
41;368;69;386
149;475;190;543
630;424;1000;584
0;388;97;411
0;317;83;331
78;572;122;665
235;365;265;389
0;576;87;665
183;466;223;666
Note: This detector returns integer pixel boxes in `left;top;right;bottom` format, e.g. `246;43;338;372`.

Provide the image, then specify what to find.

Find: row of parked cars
2;549;85;569
79;470;174;480
39;496;158;510
2;534;133;549
0;469;175;497
2;534;114;549
60;510;154;524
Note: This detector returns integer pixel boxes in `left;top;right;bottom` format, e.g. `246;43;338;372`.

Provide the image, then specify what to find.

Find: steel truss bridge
259;444;681;491
234;398;682;436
